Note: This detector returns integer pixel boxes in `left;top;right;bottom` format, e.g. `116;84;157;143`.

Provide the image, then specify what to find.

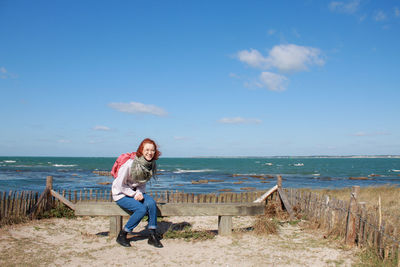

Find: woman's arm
114;160;136;197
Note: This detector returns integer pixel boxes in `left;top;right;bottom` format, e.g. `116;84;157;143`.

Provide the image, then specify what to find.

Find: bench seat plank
75;202;265;217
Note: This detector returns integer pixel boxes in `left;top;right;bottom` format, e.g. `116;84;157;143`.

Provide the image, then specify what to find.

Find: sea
1;156;400;194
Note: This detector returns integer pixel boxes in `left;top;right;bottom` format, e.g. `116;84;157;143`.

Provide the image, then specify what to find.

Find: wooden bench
74;202;265;236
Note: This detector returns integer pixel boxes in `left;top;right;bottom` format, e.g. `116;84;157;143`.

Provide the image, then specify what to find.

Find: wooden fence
0;191;40;223
284;186;400;265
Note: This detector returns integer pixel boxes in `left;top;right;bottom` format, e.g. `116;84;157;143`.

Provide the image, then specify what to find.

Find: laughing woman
111;138;163;248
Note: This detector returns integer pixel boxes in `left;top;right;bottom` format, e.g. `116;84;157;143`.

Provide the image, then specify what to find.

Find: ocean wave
53;164;78;167
173;169;215;174
391;169;400;172
3;160;16;163
293;163;304;167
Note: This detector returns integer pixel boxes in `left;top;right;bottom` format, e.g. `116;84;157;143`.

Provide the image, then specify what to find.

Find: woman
111;138;163;248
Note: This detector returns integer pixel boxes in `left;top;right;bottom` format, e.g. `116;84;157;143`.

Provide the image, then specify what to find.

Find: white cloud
237;44;324;72
374;10;387;21
108;101;167;116
267;29;276;35
259;72;288;91
329;0;360;14
268;44;324;72
218;117;262;124
395;7;400;17
93;125;111;131
58;139;71;143
235;44;323;91
237;49;267;68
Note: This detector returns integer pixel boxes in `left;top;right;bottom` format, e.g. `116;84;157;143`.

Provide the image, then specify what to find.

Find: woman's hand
134;192;144;201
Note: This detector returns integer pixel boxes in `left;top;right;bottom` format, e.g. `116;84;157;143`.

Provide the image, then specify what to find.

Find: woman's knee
144;195;156;206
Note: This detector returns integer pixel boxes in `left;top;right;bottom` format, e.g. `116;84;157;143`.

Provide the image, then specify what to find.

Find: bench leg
218;215;232;236
110;216;123;237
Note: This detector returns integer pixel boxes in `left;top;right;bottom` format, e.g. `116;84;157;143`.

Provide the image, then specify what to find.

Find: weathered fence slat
277;188;295;220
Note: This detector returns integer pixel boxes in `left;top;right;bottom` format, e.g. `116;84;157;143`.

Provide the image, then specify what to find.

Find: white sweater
111;159;146;201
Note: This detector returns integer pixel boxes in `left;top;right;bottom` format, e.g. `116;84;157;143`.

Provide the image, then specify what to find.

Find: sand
0;216;357;266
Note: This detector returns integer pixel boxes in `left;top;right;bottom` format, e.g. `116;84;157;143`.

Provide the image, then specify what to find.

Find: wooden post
218;215;232;236
345;186;360;245
277;175;282;188
277;188;295;220
323;195;329;228
276;175;283;211
46;176;53;209
110;216;123;237
46;176;53;190
330;199;336;231
378;195;382;230
358;202;366;247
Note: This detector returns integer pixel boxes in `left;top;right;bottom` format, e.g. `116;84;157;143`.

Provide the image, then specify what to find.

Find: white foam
4;160;16;163
391;169;400;172
53;164;77;167
293;163;304;167
264;163;273;166
173;169;215;174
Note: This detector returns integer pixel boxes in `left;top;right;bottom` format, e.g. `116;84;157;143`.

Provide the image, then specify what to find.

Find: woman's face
142;143;156;161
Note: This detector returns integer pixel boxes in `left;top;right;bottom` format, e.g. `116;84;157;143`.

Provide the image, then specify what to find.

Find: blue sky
1;0;399;157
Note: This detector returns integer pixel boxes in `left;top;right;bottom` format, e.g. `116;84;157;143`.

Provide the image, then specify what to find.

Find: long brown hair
136;138;161;160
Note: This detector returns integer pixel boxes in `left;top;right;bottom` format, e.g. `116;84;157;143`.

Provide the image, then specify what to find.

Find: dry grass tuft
251;199;292;235
253;215;279;235
163;225;216;241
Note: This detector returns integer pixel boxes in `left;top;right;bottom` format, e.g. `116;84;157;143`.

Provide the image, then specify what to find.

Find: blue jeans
116;193;157;232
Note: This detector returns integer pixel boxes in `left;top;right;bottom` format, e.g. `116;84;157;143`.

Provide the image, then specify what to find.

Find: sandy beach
0;215;357;266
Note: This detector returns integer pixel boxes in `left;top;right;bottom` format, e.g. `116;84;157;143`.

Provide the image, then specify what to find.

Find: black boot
148;229;163;248
116;230;131;247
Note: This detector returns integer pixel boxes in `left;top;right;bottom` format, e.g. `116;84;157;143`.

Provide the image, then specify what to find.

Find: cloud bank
108;101;167;116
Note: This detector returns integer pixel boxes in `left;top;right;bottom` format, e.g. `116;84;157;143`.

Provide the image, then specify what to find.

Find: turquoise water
0;156;399;194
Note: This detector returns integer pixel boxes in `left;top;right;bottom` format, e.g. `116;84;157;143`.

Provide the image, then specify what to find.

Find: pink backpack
110;152;136;178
